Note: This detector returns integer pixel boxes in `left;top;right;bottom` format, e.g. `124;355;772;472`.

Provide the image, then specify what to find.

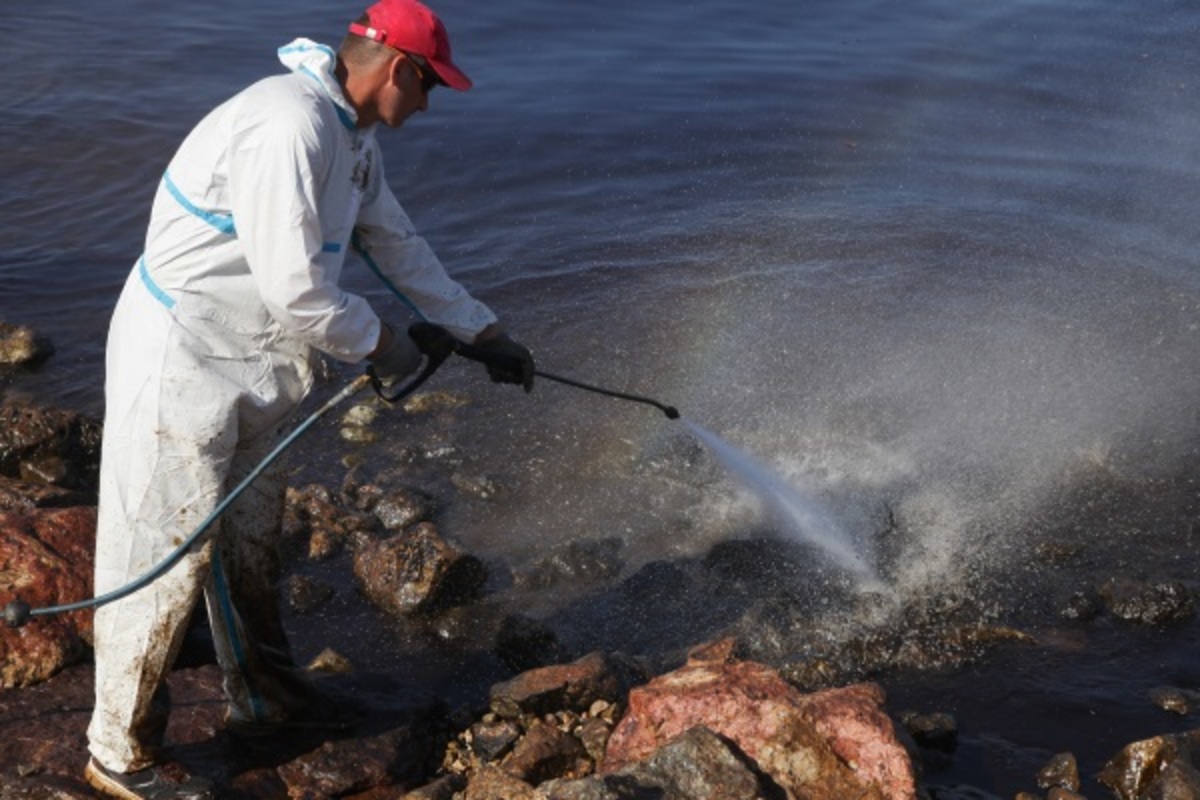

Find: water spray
2;323;680;628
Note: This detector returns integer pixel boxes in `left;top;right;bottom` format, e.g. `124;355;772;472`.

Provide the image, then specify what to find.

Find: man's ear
388;54;407;86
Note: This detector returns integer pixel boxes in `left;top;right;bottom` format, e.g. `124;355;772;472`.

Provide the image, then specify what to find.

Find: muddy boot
84;758;214;800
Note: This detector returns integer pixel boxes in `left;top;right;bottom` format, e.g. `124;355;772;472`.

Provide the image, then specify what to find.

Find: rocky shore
2;321;1199;799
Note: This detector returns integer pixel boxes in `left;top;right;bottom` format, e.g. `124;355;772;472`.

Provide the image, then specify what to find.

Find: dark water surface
4;0;1200;795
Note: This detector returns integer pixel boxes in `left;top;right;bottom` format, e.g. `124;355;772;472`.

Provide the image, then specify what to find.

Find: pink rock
794;683;917;799
603;656;916;800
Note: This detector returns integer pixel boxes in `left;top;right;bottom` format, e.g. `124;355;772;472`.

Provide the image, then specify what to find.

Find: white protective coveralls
88;39;496;772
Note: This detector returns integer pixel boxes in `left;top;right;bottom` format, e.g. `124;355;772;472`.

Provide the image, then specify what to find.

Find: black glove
477;333;535;393
368;324;421;387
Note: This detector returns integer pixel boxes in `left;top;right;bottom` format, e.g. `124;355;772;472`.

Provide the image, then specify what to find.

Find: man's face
378;54;432;128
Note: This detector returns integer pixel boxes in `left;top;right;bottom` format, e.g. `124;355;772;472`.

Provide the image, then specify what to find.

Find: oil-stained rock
374;488;433;531
353;522;487;616
0;323;54;368
0;475;89;513
1036;751;1080;791
1098;730;1200;800
490;651;646;720
501;719;589;785
276;725;430;798
0;401;101;494
1100;579;1194;626
462;764;537;800
513;538;625;591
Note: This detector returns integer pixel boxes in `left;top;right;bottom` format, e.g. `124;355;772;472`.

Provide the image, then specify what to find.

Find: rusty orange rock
0;506;96;688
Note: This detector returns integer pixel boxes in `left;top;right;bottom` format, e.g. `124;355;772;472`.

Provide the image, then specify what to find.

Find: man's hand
367;323;421;387
475;328;535;393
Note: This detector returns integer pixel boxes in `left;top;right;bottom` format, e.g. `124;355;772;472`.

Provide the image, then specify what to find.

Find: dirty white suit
88;40;496;772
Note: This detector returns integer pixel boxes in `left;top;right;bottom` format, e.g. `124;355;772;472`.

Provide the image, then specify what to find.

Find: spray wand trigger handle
407;322;459;362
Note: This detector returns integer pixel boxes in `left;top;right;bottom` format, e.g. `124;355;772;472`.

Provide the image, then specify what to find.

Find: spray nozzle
3;599;32;628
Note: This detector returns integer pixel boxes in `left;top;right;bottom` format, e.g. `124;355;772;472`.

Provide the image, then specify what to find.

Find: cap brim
429;58;472;91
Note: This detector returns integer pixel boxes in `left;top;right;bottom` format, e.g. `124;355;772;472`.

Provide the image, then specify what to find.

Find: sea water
683;419;882;589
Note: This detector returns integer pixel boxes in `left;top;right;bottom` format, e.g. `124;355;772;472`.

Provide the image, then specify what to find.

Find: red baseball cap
349;0;472;91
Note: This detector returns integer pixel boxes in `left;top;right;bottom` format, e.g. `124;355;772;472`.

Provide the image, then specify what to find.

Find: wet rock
463;764;537;800
338;402;382;444
469;718;522;763
0;400;101;493
0;771;92;798
899;710;958;753
353;522;487;616
374;488;433;531
608;725;770;800
276;725;430;798
1046;789;1087;800
513;538;625;590
284;483;377;558
1098;730;1200;800
285;573;335;614
576;717;611;764
0;507;96;687
345;480;385;513
780;658;845;692
1100;579;1195;626
402;390;471;414
0;475;89;513
502;719;590;785
1036;751;1080;791
1148;686;1200;715
797;682;919;799
0;323;54;368
495;613;572;672
306;647;352;674
1060;588;1104;621
490;651;646;720
451;471;500;500
401;773;467;799
533;776;616;800
1144;758;1200;799
342;403;379;428
603;655;916;799
925;786;1003;799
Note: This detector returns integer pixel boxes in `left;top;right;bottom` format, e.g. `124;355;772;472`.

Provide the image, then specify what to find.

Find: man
84;2;533;797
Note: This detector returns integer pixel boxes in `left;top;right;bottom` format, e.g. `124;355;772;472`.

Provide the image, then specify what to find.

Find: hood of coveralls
278;40;360;127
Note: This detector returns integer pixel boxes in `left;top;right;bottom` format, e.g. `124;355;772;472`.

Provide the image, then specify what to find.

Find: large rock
0;400;101;494
1100;579;1195;627
0;507;96;688
353;522;487;616
1098;730;1200;800
602;653;917;800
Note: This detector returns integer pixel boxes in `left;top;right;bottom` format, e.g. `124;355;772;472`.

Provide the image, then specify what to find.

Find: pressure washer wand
531;369;680;420
406;322;680;420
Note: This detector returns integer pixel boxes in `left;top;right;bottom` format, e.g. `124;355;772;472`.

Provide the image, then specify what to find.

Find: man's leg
205;440;318;727
86;399;230;771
